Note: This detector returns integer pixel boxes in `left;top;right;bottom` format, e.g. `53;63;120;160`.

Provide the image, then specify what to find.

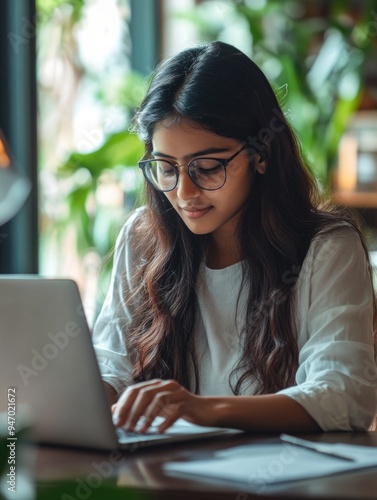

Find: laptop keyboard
116;426;170;443
115;416;170;441
114;416;219;444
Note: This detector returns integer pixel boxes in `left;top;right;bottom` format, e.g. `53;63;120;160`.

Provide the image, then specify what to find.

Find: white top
92;209;377;431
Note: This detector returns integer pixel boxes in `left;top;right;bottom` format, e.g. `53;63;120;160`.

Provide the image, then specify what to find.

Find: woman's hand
104;382;118;406
112;379;219;433
111;380;321;434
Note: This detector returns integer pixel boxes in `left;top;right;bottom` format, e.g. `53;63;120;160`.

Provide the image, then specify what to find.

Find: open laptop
0;276;238;451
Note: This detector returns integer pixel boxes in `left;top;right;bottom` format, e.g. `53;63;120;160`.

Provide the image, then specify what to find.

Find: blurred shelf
333;191;377;208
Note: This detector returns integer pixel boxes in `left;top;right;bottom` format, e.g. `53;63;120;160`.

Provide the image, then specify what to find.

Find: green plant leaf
59;131;144;180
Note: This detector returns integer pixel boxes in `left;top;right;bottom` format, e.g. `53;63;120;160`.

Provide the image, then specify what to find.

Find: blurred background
1;0;377;324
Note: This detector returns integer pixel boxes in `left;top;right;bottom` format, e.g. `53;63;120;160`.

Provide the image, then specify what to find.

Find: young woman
92;41;377;434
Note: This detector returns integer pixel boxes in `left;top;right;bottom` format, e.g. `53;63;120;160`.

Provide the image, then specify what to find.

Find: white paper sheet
164;441;377;491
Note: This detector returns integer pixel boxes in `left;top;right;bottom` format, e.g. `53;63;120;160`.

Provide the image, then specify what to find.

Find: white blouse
92;209;377;431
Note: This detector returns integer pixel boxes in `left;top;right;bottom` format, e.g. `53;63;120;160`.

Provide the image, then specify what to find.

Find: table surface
33;430;377;500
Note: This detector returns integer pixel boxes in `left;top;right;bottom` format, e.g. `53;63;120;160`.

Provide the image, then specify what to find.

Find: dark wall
0;0;38;273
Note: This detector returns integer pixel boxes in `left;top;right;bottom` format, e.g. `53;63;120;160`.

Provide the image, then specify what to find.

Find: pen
280;434;354;462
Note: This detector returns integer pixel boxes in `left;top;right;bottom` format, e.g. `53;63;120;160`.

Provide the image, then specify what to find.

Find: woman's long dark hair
125;41;376;395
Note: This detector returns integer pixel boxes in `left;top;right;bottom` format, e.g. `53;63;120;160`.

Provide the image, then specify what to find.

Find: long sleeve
92;209;142;396
278;225;377;431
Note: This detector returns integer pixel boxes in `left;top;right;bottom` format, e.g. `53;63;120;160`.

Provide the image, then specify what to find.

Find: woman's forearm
111;379;322;433
208;394;321;433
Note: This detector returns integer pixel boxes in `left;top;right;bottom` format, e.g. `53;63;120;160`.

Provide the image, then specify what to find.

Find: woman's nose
176;170;201;199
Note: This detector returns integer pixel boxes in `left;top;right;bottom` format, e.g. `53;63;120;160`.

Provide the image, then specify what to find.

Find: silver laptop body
0;276;235;450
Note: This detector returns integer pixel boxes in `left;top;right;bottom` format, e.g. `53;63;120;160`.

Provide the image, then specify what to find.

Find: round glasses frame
138;143;248;192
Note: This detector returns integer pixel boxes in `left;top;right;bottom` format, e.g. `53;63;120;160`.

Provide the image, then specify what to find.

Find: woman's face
151;118;263;242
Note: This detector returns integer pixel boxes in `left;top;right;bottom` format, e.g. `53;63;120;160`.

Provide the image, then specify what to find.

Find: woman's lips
180;206;212;219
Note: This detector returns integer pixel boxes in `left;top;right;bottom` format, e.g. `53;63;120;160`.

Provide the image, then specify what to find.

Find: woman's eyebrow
151;146;232;161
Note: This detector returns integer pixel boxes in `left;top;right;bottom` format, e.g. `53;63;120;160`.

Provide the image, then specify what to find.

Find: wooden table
34;431;377;499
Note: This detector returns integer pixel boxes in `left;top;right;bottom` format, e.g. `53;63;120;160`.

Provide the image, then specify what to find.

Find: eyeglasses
138;143;248;192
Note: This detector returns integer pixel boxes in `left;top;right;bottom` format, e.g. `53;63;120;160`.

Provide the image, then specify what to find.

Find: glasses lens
145;160;177;191
188;159;226;190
